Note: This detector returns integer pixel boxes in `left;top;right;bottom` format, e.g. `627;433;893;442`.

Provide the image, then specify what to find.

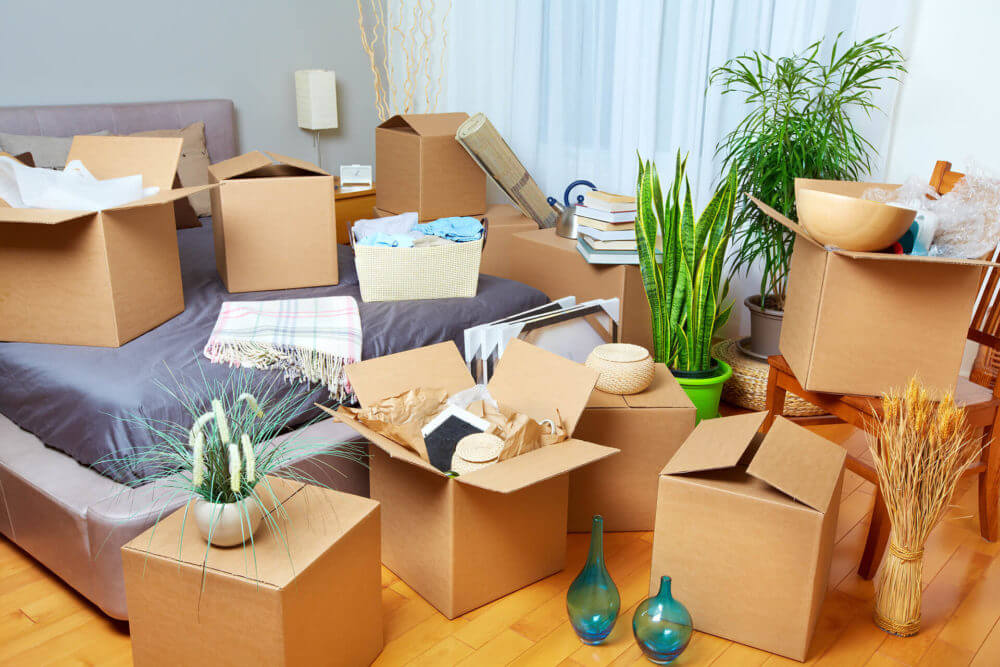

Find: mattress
0;219;547;483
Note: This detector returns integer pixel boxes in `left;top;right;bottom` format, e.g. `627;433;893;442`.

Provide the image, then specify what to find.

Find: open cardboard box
752;189;1000;397
209;150;337;293
375;113;486;221
651;411;846;661
0;135;211;346
334;339;618;618
123;478;382;666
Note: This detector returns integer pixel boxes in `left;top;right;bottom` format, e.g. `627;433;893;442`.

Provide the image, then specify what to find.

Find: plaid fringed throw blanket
203;297;362;400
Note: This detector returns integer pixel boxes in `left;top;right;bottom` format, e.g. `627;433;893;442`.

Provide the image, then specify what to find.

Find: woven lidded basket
712;338;826;416
351;219;487;302
585;343;655;395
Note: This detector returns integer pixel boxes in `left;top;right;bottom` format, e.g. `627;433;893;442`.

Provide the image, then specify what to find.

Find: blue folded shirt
417;216;483;243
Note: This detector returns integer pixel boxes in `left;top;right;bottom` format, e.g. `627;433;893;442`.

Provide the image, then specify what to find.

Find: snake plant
635;152;738;373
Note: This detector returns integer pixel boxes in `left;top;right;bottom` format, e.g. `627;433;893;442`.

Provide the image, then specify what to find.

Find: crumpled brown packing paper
324;387;568;468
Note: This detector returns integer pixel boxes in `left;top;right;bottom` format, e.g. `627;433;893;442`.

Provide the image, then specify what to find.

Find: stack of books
575;191;658;264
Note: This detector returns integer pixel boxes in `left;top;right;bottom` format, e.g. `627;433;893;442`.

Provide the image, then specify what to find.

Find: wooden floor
3;424;1000;666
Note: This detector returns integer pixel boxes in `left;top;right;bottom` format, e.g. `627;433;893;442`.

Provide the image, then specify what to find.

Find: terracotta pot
741;295;784;361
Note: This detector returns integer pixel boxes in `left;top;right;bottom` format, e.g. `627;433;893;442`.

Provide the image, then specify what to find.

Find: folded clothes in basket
353;211;483;246
417;216;483;242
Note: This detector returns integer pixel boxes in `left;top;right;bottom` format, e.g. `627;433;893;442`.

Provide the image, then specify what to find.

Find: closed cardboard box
506;228;653;350
336;339;617;618
651;412;846;661
123;479;382;666
209;151;337;293
570;364;695;531
480;204;540;278
0;135;206;347
752;192;999;397
375;113;486;221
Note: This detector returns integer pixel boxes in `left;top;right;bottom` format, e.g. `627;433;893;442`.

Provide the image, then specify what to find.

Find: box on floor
0;135;208;347
651;411;846;661
506;228;653;350
123;478;382;667
569;364;695;532
755;184;1000;398
375;113;486;221
335;339;618;619
208;150;337;293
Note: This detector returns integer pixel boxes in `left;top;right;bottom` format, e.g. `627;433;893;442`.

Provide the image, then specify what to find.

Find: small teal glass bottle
566;515;620;644
633;576;693;664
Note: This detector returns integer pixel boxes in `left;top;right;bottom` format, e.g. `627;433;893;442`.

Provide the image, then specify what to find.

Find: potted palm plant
711;31;906;358
635;151;737;421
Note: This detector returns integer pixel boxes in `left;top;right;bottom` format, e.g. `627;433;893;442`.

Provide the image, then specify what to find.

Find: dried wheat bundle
868;377;981;636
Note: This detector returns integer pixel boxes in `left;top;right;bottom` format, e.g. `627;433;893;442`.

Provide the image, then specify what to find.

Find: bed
0;100;548;619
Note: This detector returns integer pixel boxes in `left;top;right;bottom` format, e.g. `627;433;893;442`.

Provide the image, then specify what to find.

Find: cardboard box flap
751;194;1000;268
746;416;847;513
67;135;182;191
0;208;95;225
331;406;445;477
661;411;768;476
263;151;328;176
622;365;695;409
457;438;618;493
208;150;275;181
108;183;217;212
346;341;476;408
378;112;470;136
486;339;599;434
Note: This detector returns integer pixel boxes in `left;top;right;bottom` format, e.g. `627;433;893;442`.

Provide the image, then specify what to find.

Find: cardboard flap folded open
661;411;767;476
747;195;819;246
486;338;599;434
378;113;470;136
331;406;444;476
746;417;847;513
108;183;218;212
0;208;95;225
66;135;183;191
264;151;328;176
346;342;476;408
208;150;275;181
457;438;618;493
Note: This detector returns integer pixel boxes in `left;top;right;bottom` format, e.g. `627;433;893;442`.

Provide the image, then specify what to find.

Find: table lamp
295;69;338;169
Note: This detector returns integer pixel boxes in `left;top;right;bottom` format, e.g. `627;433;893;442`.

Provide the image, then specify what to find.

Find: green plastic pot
671;359;733;422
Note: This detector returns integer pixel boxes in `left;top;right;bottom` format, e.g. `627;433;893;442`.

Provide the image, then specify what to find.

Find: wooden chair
763;161;1000;580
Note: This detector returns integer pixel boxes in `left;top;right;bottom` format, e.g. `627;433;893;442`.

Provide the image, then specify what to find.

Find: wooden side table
122;478;382;666
335;179;376;244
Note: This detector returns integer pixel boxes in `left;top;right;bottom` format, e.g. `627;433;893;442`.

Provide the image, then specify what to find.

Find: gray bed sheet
0;219;547;483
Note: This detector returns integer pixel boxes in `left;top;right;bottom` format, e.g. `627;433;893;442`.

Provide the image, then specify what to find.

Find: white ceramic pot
193;496;264;547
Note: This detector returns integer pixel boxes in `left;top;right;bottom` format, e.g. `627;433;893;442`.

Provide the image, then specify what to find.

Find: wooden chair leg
762;365;786;434
979;413;1000;542
859;485;891;580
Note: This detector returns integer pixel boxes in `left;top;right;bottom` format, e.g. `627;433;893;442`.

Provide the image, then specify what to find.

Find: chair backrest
933;161;1000;354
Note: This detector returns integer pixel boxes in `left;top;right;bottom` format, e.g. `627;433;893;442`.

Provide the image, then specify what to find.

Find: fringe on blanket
204;340;354;402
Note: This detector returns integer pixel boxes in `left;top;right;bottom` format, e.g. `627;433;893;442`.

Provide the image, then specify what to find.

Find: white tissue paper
0;156;158;211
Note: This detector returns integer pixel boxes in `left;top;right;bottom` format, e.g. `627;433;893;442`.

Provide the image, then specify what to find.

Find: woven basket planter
712;338;826;417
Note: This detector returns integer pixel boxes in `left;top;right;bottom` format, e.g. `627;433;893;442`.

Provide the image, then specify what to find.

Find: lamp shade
295;69;338;130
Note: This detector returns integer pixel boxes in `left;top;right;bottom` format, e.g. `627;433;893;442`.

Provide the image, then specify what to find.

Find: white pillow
0;130;110;169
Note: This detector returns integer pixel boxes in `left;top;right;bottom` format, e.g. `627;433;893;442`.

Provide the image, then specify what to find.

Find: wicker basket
585;343;655;395
712;338;827;416
351;219;487;302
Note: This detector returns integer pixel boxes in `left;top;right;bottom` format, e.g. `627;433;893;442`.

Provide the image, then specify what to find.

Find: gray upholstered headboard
0;99;238;163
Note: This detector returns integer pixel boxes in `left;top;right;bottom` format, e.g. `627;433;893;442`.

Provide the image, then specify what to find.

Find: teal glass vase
566;515;620;644
632;576;693;664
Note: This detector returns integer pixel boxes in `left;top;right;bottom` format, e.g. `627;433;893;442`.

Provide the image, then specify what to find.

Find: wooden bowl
795;181;916;252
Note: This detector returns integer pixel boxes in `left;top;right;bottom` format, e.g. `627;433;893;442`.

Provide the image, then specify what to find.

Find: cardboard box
753;190;1000;397
480;204;540;279
569;364;695;532
0;135;206;347
650;412;846;661
209;151;337;293
375;113;486;220
336;339;618;618
123;478;382;666
506;228;653;350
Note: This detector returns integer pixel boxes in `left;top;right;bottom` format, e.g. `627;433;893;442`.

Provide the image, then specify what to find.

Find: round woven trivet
712;338;826;416
585;343;655;395
451;433;504;475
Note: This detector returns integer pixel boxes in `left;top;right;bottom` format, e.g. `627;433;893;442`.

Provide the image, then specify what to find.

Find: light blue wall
0;0;377;168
